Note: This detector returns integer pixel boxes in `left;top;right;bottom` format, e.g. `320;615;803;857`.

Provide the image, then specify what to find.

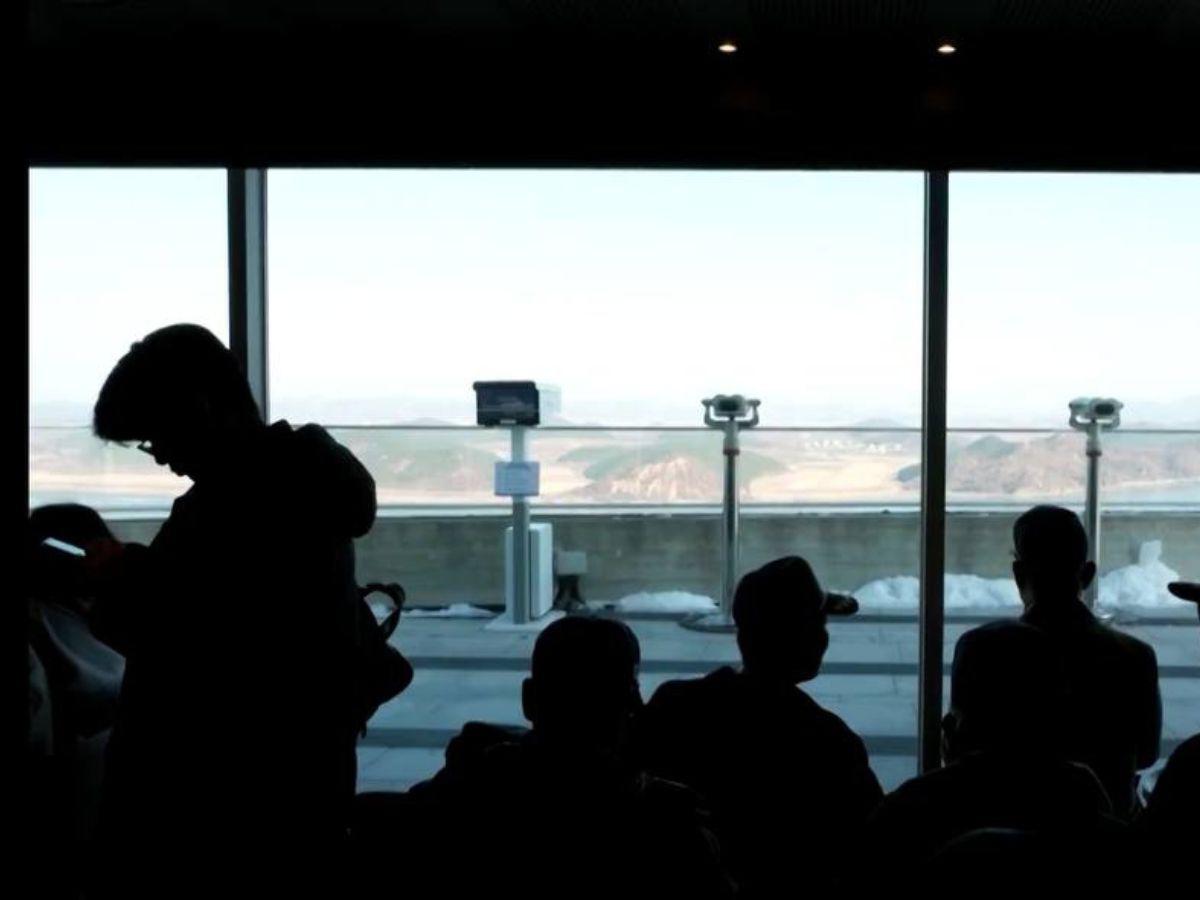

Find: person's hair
28;503;114;548
531;615;640;684
528;616;641;727
1012;505;1088;587
732;555;824;633
93;324;261;442
950;620;1065;751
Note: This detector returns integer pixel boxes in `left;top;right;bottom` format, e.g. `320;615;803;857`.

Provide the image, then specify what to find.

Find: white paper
495;461;540;497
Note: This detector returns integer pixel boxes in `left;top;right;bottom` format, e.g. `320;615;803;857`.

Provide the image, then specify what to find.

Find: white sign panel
495;461;540;497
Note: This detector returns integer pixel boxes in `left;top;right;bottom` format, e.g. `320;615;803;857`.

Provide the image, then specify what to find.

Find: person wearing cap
636;556;882;895
1138;580;1200;862
1012;505;1161;818
862;621;1124;890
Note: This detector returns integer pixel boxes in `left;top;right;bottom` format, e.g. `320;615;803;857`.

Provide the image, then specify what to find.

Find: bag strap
360;581;407;639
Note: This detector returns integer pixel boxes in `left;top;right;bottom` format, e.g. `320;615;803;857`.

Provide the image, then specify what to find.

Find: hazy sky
29;168;1199;427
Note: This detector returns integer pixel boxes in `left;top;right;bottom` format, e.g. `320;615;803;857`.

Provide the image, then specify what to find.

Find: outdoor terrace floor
358;609;1200;794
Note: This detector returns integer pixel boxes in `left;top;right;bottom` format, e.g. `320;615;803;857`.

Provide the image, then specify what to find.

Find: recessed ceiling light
718;42;738;54
937;43;957;55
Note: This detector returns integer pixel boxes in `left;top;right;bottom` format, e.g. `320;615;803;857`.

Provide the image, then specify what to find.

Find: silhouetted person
29;506;125;741
863;621;1120;888
1013;505;1161;816
637;556;883;894
393;616;733;897
27;505;126;879
925;828;1087;890
84;325;377;888
1139;581;1200;863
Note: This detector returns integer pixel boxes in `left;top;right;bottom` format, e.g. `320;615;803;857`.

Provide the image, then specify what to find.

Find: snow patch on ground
852;541;1188;612
1097;541;1182;610
614;591;719;614
406;603;496;619
853;574;1021;611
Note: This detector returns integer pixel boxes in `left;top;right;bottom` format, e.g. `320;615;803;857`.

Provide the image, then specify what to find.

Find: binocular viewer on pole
1069;397;1123;432
703;394;761;428
684;394;761;632
1068;396;1123;609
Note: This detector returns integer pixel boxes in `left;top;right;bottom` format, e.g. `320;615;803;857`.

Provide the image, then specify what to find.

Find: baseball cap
733;556;859;628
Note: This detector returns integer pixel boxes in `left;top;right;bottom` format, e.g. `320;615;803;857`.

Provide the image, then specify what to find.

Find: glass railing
28;424;1200;512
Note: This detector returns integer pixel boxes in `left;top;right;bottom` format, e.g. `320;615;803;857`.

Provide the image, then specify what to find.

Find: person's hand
82;537;127;586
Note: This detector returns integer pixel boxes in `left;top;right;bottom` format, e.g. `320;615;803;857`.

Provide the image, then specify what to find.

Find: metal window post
228;169;269;418
919;171;950;775
511;425;532;625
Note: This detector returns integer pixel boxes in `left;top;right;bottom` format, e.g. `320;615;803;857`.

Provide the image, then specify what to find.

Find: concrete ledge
107;508;1200;608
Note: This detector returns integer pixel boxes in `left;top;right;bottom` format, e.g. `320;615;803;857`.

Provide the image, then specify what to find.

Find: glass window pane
270;169;926;794
29;168;229;511
948;173;1200;809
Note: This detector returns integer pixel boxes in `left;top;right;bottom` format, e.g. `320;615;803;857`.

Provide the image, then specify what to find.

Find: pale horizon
29;168;1200;429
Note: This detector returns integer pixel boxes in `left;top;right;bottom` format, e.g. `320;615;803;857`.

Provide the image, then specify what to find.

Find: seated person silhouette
83;324;379;888
396;616;733;897
637;556;883;894
925;827;1093;890
1139;580;1200;862
29;505;125;742
863;620;1119;887
27;505;126;860
1013;505;1161;817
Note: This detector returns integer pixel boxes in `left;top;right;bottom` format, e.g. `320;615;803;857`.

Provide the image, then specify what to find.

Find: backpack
352;581;414;736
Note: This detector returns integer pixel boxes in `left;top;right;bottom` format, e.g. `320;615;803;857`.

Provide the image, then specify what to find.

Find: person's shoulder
1055;759;1115;809
640;772;708;813
802;690;869;745
1093;619;1157;666
269;420;324;450
1170;732;1200;760
1159;733;1200;786
870;767;950;822
648;667;738;709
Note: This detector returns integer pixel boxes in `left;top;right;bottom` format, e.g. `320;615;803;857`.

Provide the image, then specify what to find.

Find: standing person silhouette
84;324;378;891
1013;505;1161;817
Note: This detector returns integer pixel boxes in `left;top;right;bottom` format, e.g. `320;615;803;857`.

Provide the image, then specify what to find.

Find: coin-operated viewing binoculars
685;395;761;631
1068;397;1123;608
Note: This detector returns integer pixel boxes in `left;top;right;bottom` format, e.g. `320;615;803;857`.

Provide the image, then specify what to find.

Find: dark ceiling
25;0;1200;169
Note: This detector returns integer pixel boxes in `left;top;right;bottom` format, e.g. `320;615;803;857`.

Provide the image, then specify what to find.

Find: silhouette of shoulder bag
353;581;414;736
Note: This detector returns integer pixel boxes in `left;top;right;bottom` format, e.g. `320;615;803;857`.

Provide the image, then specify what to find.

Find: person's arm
827;717;886;820
632;681;687;780
84;538;156;657
293;424;377;539
1135;643;1163;770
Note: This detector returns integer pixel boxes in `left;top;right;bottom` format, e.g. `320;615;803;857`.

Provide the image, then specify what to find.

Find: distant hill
561;434;786;501
899;432;1200;495
337;429;500;492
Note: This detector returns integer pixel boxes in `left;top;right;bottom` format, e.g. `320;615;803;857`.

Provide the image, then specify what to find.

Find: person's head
522;616;643;753
1012;505;1096;610
28;504;114;610
733;556;830;684
93;324;263;480
942;620;1066;763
